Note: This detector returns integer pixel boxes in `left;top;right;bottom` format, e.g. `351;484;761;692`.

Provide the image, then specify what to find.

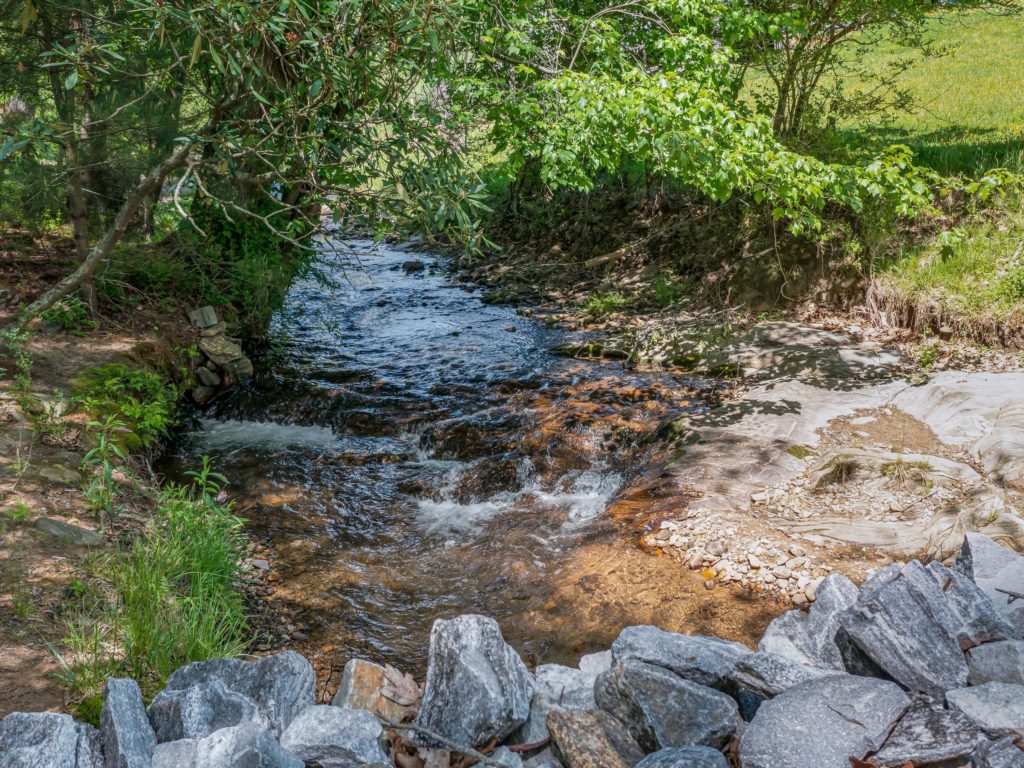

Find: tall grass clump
57;459;249;718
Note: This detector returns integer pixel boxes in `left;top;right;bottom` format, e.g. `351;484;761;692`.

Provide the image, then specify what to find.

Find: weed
34;391;76;446
40;296;98;334
652;275;680;308
81;416;129;517
5;500;32;521
583;292;630;317
882;458;932;488
786;444;815;460
76;364;178;450
1;328;33;391
914;344;941;370
12;588;35;618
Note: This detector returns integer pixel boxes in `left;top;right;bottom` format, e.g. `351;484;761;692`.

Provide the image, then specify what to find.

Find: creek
160;239;756;672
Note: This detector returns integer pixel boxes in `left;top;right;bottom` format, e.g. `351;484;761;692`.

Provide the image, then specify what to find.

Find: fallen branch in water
379;719;509;768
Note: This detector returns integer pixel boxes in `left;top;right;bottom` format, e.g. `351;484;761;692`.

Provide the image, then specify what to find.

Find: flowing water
161;239;776;676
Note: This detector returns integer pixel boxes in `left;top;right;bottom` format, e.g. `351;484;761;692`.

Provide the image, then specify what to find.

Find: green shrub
40;296;98;333
582;291;630;317
75;364;179;450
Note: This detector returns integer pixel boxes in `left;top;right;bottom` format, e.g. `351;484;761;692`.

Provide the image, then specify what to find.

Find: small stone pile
186;306;254;404
3;533;1023;768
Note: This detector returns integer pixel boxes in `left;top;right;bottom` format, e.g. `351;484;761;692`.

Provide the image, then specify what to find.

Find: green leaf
64;70;79;90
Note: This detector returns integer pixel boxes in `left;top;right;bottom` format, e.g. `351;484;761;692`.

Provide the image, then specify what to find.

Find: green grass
582;291;631;316
838;10;1024;175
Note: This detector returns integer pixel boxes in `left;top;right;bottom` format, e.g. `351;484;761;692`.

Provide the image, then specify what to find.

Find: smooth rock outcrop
147;679;259;742
278;705;388;768
0;712;101;768
595;659;740;752
101;678;156;768
946;682;1024;737
414;615;534;748
838;561;968;695
151;724;302;768
611;625;750;687
738;675;910;768
926;561;1015;648
955;534;1024;637
154;652;314;738
546;709;644;768
871;700;981;767
968;640;1024;685
514;664;599;744
758;574;858;669
633;747;729;768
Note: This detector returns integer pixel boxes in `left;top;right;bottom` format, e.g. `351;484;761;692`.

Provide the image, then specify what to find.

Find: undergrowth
74;363;180;451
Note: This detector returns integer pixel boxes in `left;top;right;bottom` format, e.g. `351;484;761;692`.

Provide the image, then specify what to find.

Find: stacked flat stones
186;305;254;405
2;533;1023;768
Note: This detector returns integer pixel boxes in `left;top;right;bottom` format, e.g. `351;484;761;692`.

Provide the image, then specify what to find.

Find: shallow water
161;239;731;670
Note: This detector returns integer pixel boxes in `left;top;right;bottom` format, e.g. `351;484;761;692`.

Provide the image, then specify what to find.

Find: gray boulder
926;561;1015;648
738;675;910;768
975;736;1024;768
758;574;859;669
491;747;525;768
611;625;750;687
154;652;314;738
513;664;599;745
151;724;301;768
148;679;260;742
727;651;834;699
838;560;968;696
278;705;388;768
33;517;103;546
871;700;982;766
955;534;1024;637
0;712;100;768
414;615;534;748
101;678;156;768
595;659;741;752
577;651;612;677
947;682;1024;737
968;640;1024;685
633;747;729;768
545;709;644;768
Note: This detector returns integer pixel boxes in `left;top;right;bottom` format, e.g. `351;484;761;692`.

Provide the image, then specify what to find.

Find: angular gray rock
968;640;1024;685
513;664;599;745
871;700;982;767
595;659;741;752
491;747;525;768
147;679;260;742
611;625;750;687
955;533;1024;637
926;561;1015;648
546;709;644;768
727;651;834;699
0;712;99;768
155;652;314;738
101;678;156;768
975;736;1024;768
187;306;219;329
151;724;302;768
633;747;729;768
577;650;612;677
838;560;968;695
33;517;103;546
738;675;910;768
278;705;388;768
758;573;858;670
414;615;534;748
946;682;1024;737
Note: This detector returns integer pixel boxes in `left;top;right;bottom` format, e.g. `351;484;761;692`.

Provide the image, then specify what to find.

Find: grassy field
839;10;1024;176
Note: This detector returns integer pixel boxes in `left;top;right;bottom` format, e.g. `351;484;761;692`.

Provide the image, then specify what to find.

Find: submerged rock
946;682;1024;737
611;625;750;687
101;678;156;768
758;573;858;670
153;652;314;738
838;560;968;695
871;700;982;767
0;712;101;768
738;675;910;768
278;705;388;768
414;615;534;748
633;747;729;768
545;709;644;768
594;659;740;752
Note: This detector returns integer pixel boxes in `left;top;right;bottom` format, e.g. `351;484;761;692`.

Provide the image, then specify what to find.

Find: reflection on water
160;239;742;671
